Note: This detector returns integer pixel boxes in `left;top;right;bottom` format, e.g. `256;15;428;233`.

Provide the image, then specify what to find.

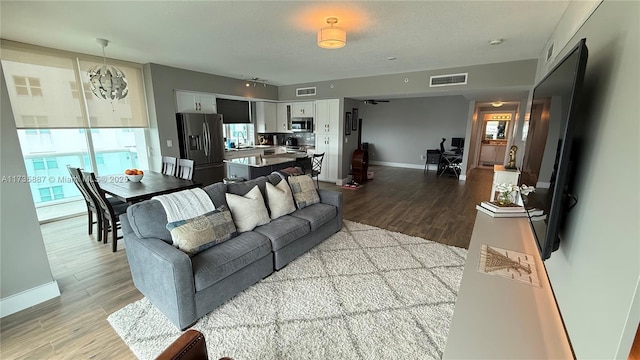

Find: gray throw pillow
166;206;237;256
288;175;320;209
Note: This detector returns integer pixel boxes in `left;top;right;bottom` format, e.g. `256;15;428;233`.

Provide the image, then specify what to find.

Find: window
69;81;92;100
3;42;150;219
31;157;58;170
13;76;42;96
38;186;64;202
224;123;255;147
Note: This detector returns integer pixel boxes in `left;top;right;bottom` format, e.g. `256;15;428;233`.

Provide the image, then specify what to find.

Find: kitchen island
224;156;298;180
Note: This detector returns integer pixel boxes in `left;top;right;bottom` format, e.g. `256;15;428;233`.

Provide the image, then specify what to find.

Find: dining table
98;171;201;204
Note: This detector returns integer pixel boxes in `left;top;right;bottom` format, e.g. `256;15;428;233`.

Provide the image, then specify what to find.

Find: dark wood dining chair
176;159;195;180
162;156;178;176
310;153;325;188
81;171;129;252
67;165;102;242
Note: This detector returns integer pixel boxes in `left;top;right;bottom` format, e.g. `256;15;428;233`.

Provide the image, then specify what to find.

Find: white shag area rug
108;220;468;360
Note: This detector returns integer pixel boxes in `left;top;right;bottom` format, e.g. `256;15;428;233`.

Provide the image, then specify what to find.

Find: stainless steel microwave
291;118;313;132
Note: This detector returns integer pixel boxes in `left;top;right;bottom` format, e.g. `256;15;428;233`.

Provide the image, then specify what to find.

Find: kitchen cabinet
175;91;217;114
480;144;507;165
255;102;277;133
276;103;291;132
315;135;339;183
291;101;314;118
314;99;339;134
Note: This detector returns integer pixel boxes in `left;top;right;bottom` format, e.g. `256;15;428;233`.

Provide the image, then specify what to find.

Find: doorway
470;103;520;170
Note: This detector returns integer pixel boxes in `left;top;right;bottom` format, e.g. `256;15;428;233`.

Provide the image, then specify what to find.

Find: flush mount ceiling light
88;38;128;101
317;17;346;49
491;101;504;108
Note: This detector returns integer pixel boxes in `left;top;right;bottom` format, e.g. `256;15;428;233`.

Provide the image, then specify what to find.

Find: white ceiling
0;1;570;87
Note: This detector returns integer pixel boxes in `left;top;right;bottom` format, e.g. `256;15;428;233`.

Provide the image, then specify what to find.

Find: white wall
0;65;59;316
543;1;639;358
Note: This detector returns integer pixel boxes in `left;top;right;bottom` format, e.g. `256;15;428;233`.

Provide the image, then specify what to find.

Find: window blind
1;40;149;129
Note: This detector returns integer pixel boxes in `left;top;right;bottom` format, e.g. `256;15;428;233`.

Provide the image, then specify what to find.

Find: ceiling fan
363;99;390;105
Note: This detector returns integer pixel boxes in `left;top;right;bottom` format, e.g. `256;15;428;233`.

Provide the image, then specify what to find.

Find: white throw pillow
225;185;270;232
266;180;296;220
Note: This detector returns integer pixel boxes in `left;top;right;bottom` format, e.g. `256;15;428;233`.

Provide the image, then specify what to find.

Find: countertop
223;156;296;167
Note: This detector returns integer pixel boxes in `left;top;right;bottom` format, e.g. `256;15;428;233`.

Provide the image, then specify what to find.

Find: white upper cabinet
255;102;277;133
314;99;339;134
291;101;315;118
276;103;291;132
175;91;217;113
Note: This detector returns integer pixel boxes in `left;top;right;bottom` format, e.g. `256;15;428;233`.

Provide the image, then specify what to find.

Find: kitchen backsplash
258;132;315;146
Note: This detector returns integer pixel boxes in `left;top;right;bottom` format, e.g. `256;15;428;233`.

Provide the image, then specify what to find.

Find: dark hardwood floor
0;166;493;359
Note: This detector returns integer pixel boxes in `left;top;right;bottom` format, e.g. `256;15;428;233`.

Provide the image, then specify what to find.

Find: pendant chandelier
88;38;128;101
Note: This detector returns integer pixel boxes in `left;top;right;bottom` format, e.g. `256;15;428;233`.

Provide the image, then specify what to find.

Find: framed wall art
352;108;359;131
345;112;351;135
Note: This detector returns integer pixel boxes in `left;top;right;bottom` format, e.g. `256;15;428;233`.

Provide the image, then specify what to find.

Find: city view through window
2;45;149;221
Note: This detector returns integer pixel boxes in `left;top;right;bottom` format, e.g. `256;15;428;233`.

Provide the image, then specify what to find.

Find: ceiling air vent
429;73;468;87
296;87;316;97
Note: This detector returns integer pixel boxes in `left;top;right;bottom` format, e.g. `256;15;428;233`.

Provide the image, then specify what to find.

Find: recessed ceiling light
489;38;504;45
387;56;397;61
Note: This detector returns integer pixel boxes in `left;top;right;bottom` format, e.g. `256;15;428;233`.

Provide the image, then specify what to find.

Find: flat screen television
520;38;588;260
217;98;251;124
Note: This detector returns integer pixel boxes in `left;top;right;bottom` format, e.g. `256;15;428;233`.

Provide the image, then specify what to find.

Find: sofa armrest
318;189;342;208
318;189;343;228
123;226;197;330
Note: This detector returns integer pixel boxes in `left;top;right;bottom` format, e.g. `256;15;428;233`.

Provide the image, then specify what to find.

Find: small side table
490;165;521;201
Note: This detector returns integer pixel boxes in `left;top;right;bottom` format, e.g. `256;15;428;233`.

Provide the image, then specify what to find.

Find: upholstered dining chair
176;159;195;180
67;165;102;242
310;153;325;188
162;156;178;176
81;171;129;252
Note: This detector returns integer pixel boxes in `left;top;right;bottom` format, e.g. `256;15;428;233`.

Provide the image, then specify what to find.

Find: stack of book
476;201;545;218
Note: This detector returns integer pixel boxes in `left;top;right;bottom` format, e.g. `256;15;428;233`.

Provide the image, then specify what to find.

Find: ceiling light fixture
491;101;504;108
317;17;346;49
250;77;267;87
88;38;128;101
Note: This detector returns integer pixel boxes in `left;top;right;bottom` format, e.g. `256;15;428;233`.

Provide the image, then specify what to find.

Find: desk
439;152;463;178
99;171;200;204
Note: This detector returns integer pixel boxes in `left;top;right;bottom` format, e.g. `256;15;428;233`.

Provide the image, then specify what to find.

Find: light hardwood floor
0;166;493;359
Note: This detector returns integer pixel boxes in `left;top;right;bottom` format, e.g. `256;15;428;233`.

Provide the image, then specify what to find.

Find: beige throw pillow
288;175;320;209
266;180;296;219
225;185;270;232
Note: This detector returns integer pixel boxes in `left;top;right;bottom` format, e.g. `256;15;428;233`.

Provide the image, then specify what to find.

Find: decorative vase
497;191;513;206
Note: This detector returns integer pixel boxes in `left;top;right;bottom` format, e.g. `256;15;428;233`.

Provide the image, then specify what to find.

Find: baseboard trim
370;161;424;170
0;281;60;318
371;161;465;180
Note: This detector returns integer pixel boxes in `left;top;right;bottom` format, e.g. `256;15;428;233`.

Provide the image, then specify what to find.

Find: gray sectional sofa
121;174;343;330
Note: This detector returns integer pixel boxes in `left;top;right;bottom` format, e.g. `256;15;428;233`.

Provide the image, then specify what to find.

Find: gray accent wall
0;66;57;299
359;96;470;168
342;98;361;180
542;1;639;359
144;63;278;162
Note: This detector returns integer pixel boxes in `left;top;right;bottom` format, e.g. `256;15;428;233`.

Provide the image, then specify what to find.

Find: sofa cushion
290;203;337;232
191;231;271;291
265;180;296;220
288;175;320;209
225;185;270;232
127;199;172;244
166;206;237;256
202;182;228;208
254;215;310;251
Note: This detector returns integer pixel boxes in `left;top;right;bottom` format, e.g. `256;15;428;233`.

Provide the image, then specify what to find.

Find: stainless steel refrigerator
176;113;225;186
